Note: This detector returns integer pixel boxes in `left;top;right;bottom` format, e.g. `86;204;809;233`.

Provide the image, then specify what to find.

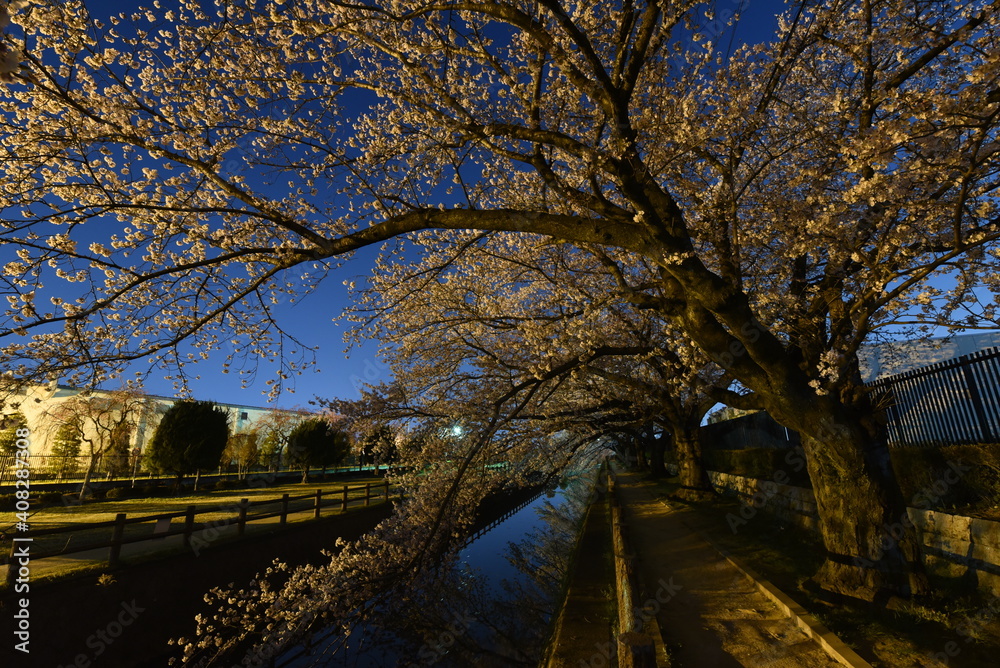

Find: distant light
451;425;463;437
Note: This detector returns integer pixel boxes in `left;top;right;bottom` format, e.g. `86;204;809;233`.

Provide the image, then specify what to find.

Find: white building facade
1;382;309;458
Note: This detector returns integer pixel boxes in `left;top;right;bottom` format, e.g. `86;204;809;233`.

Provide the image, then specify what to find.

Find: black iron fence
870;346;1000;447
702;346;1000;449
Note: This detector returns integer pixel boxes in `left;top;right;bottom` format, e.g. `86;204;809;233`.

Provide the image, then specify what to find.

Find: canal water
277;468;598;667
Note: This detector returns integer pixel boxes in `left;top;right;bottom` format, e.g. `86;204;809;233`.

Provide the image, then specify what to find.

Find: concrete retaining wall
707;470;1000;596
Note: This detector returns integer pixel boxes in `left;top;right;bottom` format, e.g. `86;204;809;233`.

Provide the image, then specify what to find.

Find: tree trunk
648;432;667;478
194;469;201;492
301;466;309;484
795;407;929;604
78;456;98;502
628;432;647;472
672;427;715;501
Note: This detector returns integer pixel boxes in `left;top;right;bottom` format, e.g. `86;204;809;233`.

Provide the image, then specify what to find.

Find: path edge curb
694;526;873;668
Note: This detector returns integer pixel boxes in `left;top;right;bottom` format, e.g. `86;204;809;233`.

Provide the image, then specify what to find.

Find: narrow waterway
278;469;598;668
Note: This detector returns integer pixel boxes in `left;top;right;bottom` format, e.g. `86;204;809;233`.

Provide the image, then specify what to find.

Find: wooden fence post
6;540;20;586
237;498;248;536
183;505;196;549
314;489;323;519
365;482;371;507
280;493;289;525
108;513;127;568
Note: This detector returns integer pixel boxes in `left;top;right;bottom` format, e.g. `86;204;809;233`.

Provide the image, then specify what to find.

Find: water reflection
280;469;597;667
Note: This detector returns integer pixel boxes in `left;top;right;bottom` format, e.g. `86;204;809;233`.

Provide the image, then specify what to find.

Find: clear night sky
74;0;789;409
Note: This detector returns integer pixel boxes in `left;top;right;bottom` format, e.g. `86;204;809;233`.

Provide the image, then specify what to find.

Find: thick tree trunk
796;407;929;604
632;433;647;471
194;469;201;492
301;466;309;484
672;427;714;501
648;432;667;478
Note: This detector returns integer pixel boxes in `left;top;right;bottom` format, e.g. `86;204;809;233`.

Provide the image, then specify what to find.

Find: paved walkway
615;472;841;668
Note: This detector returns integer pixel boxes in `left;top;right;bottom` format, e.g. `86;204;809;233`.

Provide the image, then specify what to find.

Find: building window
240;412;249;421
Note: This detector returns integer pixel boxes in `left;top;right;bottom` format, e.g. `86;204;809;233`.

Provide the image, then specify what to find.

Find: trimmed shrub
145;400;230;484
135;484;166;498
105;486;130;500
37;491;65;506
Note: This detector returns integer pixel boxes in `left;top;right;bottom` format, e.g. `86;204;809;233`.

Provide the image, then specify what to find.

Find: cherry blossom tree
345;234;726;495
253;406;309;470
38;387;154;500
1;0;999;624
222;428;259;480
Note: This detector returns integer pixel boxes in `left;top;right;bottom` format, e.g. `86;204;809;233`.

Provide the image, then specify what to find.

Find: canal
276;467;600;667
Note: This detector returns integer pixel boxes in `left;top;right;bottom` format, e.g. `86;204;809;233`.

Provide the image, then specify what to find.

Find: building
0;381;311;459
859;331;1000;382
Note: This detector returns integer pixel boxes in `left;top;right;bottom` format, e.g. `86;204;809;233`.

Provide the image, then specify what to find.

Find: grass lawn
4;474;393;564
651;476;1000;668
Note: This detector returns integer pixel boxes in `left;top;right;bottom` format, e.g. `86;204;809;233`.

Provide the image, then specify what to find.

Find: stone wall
707;470;1000;596
907;508;1000;597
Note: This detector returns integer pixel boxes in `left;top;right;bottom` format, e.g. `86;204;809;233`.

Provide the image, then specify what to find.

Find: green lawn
6;475;394;561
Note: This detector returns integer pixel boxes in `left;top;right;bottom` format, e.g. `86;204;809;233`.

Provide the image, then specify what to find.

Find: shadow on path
614;471;841;668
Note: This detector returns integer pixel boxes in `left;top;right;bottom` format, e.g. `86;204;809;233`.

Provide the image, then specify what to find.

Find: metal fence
870;346;1000;447
0;452;369;487
702;346;1000;450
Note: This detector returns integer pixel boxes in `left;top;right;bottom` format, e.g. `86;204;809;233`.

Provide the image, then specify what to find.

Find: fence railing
870;346;1000;447
3;481;396;584
702;346;1000;450
0;455;382;487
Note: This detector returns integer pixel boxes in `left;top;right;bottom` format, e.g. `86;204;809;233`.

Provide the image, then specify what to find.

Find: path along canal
276;468;599;668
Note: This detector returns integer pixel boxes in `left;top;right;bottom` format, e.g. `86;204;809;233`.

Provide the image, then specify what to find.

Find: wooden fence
4;481;396;584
